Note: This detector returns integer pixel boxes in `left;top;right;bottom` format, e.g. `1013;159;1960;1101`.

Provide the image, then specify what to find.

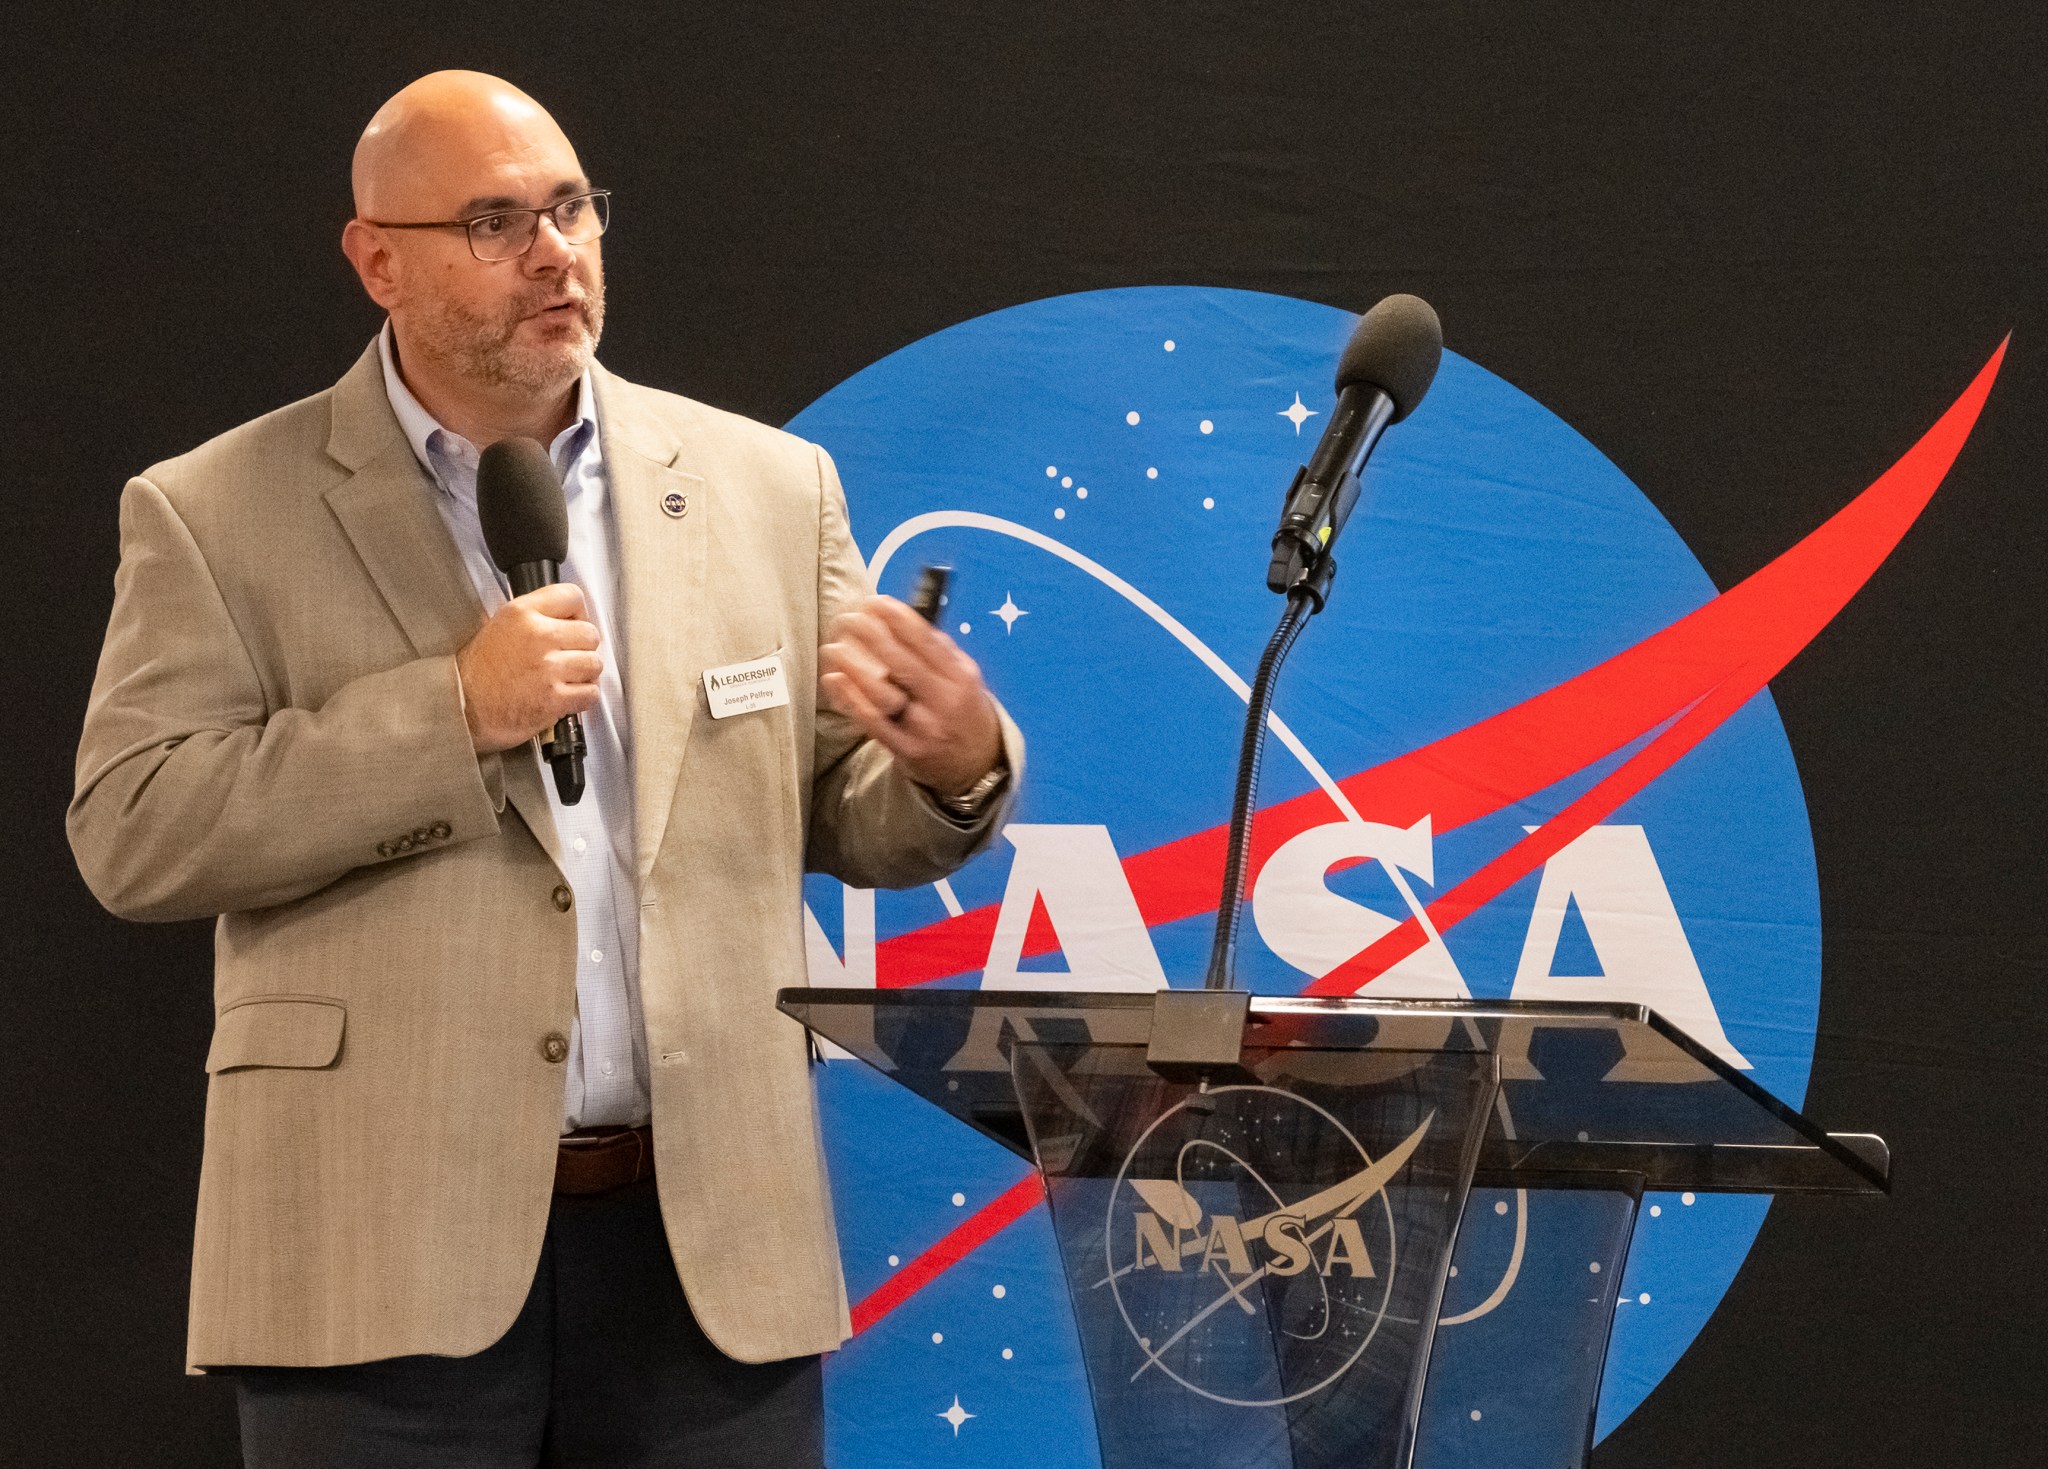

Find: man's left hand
819;595;1003;797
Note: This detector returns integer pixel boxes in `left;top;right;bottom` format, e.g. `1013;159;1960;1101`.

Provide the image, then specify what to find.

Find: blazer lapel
322;343;564;870
595;365;709;883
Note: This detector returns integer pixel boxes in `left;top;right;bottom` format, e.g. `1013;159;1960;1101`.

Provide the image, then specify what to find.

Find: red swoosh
842;341;2005;1335
847;1174;1045;1335
869;339;2006;992
1309;336;2004;992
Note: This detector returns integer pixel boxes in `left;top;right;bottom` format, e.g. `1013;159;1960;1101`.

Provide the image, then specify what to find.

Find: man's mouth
520;290;585;322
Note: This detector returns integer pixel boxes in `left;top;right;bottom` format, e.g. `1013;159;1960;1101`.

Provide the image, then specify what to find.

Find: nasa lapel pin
661;489;689;519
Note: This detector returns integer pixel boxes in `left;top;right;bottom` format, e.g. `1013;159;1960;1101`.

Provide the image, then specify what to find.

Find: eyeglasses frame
361;189;611;262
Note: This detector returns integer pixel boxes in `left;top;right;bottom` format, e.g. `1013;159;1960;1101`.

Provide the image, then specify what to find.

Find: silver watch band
934;760;1009;820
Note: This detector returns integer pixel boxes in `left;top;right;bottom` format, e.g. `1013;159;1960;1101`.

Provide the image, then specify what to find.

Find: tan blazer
68;343;1022;1373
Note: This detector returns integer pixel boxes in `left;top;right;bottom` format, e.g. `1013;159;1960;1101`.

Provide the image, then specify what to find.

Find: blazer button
413;827;432;845
430;821;452;840
396;835;415;852
551;884;573;912
540;1031;569;1064
376;842;395;858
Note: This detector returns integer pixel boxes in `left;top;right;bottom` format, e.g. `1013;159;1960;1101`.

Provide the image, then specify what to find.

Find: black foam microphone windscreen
1334;293;1444;420
477;437;568;572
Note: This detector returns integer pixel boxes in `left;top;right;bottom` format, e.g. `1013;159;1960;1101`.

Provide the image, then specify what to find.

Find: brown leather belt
554;1124;655;1196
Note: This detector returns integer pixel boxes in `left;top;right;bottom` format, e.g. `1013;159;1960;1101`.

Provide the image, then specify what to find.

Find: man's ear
341;220;401;312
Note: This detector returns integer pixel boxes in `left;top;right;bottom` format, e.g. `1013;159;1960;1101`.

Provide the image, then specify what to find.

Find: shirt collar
376;321;598;495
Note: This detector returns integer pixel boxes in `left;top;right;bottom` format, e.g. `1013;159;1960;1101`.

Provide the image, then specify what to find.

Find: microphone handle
507;560;588;806
1304;381;1391;486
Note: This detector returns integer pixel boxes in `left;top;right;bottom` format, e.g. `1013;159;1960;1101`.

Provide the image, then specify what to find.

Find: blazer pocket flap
205;997;346;1073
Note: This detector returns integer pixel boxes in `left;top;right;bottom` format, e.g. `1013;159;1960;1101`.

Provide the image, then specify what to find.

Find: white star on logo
1279;392;1319;434
991;593;1028;633
938;1395;975;1435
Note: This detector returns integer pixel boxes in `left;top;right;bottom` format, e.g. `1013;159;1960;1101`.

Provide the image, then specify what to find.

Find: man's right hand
454;583;603;753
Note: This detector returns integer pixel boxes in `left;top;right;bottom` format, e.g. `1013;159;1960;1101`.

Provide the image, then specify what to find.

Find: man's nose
523;212;577;273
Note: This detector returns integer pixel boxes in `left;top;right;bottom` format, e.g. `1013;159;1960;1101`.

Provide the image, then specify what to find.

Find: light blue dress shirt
378;324;649;1133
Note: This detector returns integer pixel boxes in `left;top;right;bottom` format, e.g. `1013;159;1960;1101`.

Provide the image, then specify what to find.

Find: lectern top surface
776;989;1887;1194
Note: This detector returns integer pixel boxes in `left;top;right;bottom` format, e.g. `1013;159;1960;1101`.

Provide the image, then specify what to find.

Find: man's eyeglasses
364;190;611;262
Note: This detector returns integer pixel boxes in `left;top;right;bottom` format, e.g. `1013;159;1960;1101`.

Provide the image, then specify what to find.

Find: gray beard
409;274;606;396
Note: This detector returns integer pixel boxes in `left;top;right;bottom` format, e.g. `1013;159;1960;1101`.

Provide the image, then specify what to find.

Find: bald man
69;72;1021;1467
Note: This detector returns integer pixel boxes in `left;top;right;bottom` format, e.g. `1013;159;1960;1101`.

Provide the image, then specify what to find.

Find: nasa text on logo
790;287;1998;1468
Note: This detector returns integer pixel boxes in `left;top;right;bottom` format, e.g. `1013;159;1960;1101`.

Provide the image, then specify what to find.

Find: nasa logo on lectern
1105;1091;1429;1407
790;286;1998;1462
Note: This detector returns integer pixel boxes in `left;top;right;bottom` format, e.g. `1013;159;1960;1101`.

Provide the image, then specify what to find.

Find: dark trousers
234;1178;822;1467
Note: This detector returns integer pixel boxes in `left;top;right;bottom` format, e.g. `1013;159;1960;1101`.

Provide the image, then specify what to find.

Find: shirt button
551;885;573;912
591;949;604;964
601;1059;616;1077
573;836;588;854
540;1032;569;1064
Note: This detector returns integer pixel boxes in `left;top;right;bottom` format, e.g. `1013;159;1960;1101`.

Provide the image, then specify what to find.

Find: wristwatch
930;756;1010;823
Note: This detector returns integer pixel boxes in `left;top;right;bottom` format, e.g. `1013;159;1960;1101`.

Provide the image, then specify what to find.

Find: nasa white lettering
805;821;1747;1073
1252;814;1470;1001
1508;823;1752;1073
702;653;790;719
980;824;1168;991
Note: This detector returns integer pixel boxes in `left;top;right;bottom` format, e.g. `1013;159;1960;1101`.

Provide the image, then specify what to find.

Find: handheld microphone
476;437;587;805
1267;293;1443;603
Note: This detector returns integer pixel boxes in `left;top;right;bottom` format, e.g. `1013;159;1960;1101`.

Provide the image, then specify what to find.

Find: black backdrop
7;3;2044;1463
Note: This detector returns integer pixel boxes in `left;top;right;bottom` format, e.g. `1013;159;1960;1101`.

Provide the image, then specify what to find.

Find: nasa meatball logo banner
791;287;2001;1467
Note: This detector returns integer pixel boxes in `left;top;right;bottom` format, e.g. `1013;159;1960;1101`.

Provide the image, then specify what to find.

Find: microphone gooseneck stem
1203;587;1317;992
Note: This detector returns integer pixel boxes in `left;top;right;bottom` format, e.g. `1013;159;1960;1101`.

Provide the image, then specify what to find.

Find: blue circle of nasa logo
796;286;1820;1457
661;489;688;518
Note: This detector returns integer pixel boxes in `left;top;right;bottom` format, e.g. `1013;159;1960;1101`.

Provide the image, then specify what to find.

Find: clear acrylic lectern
778;989;1887;1469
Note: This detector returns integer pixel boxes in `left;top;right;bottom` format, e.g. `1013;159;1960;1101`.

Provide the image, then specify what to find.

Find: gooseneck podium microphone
1203;294;1443;995
477;437;587;805
1268;293;1443;604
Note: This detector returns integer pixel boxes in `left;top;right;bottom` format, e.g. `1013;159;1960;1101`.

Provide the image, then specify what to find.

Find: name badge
703;653;791;719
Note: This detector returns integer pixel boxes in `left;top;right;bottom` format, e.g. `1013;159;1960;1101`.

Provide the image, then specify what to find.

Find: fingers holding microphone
820;593;1002;796
455;582;604;753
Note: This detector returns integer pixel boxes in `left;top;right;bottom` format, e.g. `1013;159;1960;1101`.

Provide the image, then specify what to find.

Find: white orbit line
870;512;1364;824
871;511;1475;966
